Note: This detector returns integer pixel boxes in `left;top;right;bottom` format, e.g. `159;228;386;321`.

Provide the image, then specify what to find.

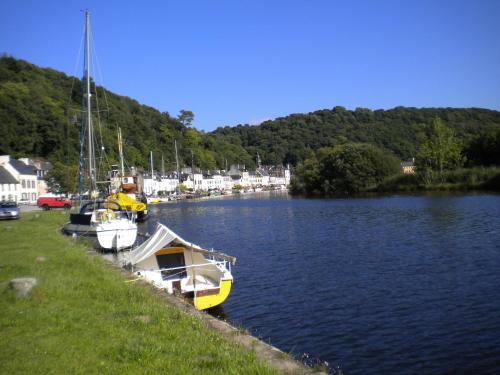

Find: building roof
10;158;37;175
0;166;18;184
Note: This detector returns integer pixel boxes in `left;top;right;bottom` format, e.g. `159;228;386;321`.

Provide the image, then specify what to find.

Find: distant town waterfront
143;192;500;375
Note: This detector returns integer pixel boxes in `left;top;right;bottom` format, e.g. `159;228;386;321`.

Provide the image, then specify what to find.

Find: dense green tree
291;143;401;196
45;161;79;194
465;128;500;167
415;118;464;183
178;109;194;127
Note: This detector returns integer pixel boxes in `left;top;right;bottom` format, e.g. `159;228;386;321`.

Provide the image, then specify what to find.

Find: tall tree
415;118;464;182
178;109;194;127
291;143;400;196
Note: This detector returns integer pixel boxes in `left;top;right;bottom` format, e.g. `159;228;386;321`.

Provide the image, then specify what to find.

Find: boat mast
77;10;94;207
175;140;180;190
85;11;96;198
150;151;155;195
191;151;195;191
118;127;125;179
161;153;165;179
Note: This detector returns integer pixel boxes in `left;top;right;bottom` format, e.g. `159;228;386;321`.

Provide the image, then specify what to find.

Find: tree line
0;56;255;182
291;118;500;196
2;56;500;194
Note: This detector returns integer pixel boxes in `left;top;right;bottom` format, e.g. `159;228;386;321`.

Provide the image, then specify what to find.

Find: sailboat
126;223;236;310
63;11;137;250
145;151;161;204
107;128;148;222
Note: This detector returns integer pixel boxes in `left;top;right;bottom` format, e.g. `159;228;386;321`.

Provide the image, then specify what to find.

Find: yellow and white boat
127;223;235;310
108;192;148;222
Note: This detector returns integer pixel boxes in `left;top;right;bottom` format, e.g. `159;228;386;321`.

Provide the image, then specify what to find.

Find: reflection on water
143;193;500;375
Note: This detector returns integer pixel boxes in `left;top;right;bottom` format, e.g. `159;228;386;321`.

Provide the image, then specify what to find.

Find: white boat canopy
127;223;236;266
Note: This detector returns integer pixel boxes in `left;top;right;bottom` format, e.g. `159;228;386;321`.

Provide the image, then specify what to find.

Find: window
22;180;26;188
156;253;187;280
22;193;27;200
32;193;36;201
32;180;35;189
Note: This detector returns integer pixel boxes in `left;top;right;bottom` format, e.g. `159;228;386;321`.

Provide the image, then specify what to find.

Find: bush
291;143;401;196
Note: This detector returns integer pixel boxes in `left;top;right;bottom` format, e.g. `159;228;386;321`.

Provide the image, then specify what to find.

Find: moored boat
126;223;236;310
63;11;137;250
64;201;137;250
108;192;148;222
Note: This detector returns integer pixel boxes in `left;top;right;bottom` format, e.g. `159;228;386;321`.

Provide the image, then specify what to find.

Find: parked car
18;198;30;205
0;201;20;220
37;196;73;210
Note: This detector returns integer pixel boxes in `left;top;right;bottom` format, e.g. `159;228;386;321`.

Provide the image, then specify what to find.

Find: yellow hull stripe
194;279;232;310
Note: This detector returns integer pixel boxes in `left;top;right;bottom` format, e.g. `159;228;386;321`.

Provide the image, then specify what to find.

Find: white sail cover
128;223;236;265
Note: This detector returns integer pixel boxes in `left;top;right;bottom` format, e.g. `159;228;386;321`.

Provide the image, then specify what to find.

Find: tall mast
174;140;180;183
118;127;125;178
85;10;95;195
161;153;165;178
150;151;154;195
191;150;195;191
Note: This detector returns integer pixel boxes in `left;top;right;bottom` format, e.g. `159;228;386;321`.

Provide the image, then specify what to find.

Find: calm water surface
142;192;500;374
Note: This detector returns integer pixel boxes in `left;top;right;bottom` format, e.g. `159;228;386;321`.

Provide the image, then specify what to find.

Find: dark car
0;201;20;220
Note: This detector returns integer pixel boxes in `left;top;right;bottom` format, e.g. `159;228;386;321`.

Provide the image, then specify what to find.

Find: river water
141;192;500;374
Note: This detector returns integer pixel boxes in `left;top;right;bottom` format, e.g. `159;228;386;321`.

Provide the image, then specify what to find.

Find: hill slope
2;56;500;171
213;106;500;166
0;56;254;170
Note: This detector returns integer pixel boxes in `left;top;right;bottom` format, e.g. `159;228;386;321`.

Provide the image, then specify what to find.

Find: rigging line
88;32;114;183
89;46;106;156
65;23;86;158
66;22;85;110
90;30;112;117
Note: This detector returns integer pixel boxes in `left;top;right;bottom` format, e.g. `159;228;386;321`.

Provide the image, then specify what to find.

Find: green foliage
0;57;252;178
45;161;79;193
415;118;464;183
214;106;500;167
291;143;401;196
178;109;194;127
3;56;500;186
465;127;500;167
376;166;500;192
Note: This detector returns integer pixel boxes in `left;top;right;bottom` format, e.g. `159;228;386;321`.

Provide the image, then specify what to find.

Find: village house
0;155;39;203
401;158;416;174
0;164;20;202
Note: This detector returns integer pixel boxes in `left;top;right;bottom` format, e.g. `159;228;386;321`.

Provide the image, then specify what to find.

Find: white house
142;174;160;196
0;165;20;202
0;155;38;203
19;158;51;198
159;176;179;193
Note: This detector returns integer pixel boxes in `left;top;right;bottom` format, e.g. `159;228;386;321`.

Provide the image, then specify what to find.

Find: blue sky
1;0;499;131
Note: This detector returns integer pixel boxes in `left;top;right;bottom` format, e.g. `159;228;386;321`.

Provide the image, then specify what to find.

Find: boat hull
194;279;232;310
63;221;137;250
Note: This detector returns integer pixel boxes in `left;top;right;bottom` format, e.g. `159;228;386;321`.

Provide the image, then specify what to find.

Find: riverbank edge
97;249;323;375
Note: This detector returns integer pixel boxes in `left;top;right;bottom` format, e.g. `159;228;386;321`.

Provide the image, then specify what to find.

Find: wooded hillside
0;56;254;171
2;56;500;171
214;106;500;166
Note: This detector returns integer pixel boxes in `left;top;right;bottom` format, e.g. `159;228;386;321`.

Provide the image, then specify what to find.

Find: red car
37;196;73;210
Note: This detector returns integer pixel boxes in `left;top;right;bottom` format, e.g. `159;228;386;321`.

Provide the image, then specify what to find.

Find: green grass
376;166;500;193
0;211;277;375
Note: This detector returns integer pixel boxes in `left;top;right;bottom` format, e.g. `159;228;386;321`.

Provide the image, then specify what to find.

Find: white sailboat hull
63;210;137;250
96;222;137;249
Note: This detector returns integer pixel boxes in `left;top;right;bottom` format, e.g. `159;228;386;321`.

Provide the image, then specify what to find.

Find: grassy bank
376;166;500;193
0;211;277;374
